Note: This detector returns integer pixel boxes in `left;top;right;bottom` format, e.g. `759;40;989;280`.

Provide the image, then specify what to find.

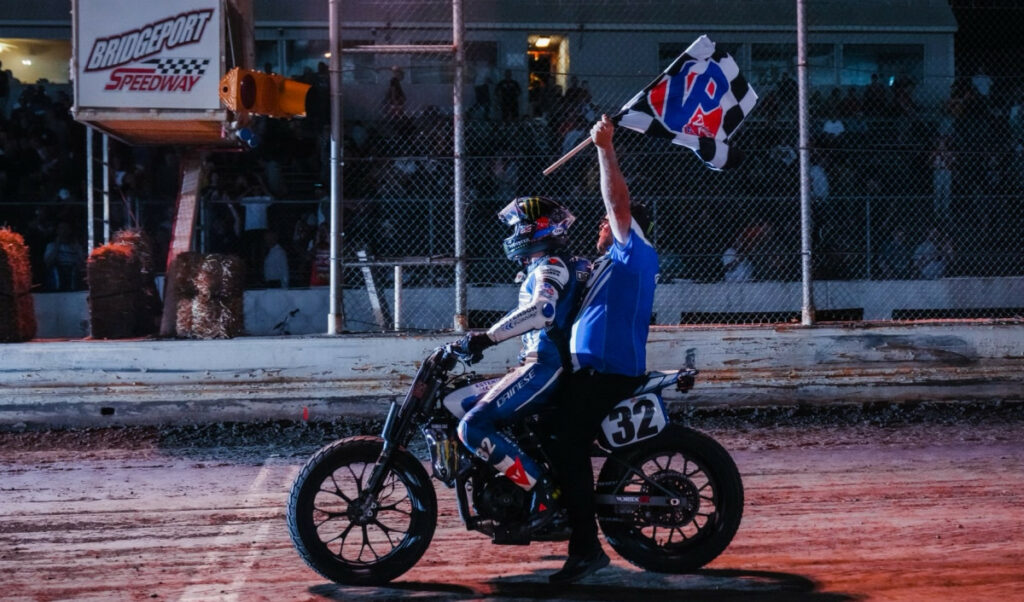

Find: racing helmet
497;196;575;261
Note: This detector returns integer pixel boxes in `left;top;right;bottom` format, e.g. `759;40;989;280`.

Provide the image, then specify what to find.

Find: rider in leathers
453;196;590;529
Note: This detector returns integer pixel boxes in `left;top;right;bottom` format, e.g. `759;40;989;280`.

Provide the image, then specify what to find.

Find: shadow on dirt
307;568;857;600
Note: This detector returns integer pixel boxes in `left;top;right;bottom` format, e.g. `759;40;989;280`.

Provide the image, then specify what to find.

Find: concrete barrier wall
30;276;1024;338
2;322;1022;427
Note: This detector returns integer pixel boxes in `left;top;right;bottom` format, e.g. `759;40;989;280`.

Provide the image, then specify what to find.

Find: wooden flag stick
542;136;593;176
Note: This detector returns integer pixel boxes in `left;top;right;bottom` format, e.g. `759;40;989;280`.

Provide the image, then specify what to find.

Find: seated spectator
309;223;330;287
262;230;289;288
207;211;241;255
877;228;912;279
491;150;519;200
913;227;953;280
838;87;862;118
43;221;86;291
290;212;317;286
722;225;765;283
235;173;273;286
722;244;754;283
821;115;845;139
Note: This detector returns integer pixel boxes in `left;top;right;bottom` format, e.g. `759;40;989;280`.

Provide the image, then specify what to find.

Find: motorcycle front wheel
286;436;437;585
596;424;743;573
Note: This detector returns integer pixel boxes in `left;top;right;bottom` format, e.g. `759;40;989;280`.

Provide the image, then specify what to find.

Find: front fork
360;401;404;500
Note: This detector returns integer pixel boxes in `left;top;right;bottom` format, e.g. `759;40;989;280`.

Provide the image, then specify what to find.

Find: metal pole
865;197;872;279
327;0;346;334
102;133;110;244
796;0;815;325
452;0;468;332
86;127;95;250
393;265;402;331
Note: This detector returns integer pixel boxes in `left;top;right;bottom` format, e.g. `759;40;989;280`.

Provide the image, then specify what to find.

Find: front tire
286;436;437;585
597;424;743;573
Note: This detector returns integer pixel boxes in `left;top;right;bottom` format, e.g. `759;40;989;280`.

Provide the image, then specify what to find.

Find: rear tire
286;436;437;585
597;424;743;573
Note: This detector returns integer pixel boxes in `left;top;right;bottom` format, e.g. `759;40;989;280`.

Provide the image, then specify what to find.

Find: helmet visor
497;199;527;226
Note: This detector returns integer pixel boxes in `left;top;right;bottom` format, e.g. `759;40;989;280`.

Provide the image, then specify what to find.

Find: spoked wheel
286;436;437;585
597;425;743;573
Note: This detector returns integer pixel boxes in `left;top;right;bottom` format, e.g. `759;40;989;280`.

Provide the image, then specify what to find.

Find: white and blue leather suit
457;252;589;490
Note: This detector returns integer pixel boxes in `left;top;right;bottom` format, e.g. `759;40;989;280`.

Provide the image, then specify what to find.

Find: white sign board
74;0;222;110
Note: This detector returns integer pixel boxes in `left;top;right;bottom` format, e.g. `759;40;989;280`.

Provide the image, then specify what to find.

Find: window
467;41;498;84
255;40;280;73
342;42;377;84
0;38;71;84
750;43;835;90
841;44;923;87
410;41;496;85
285;39;329;81
806;44;836;88
284;39;376;84
411;46;454;85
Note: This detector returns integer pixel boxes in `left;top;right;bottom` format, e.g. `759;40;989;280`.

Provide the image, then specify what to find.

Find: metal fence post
101;133;110;245
327;0;346;334
394;265;403;331
452;0;468;332
85;127;94;251
797;0;815;325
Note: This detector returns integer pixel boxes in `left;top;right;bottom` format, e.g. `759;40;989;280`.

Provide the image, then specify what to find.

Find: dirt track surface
2;405;1023;601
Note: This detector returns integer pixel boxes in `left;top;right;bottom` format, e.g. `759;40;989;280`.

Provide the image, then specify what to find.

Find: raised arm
591;114;632;245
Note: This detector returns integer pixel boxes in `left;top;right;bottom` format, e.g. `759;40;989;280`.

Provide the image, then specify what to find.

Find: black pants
550;369;642;556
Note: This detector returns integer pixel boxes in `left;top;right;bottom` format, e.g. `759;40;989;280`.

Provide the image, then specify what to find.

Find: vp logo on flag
649;60;729;138
617;35;758;170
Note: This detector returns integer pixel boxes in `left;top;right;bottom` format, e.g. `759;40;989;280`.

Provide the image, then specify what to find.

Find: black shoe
548;549;610;584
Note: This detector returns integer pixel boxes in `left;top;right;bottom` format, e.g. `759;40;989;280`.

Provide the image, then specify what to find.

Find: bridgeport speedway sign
74;0;221;110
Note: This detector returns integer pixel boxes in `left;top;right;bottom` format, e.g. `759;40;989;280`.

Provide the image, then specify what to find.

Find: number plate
599;393;668;448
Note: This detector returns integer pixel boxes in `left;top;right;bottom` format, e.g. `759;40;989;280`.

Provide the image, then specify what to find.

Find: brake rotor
639;470;700;527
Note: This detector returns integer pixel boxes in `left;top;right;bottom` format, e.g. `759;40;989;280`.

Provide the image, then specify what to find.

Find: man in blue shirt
548;114;659;583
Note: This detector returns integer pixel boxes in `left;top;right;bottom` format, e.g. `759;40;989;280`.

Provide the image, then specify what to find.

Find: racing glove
452;332;495;364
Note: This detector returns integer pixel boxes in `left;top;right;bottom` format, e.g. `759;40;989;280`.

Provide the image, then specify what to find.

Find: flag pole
542;112;624;176
542;137;592;176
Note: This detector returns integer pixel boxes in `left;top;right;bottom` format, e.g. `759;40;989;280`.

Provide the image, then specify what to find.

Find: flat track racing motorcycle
286;345;743;585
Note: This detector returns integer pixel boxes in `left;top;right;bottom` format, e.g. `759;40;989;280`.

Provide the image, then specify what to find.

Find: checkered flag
143;58;211;76
616;35;757;170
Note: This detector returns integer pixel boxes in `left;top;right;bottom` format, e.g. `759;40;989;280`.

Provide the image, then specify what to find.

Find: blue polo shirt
570;221;658;377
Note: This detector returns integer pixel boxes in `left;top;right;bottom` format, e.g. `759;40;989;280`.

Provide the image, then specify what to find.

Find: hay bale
175;297;194;337
173;253;244;339
112;228;161;335
0;228;37;342
87;242;141;339
191;295;244;339
112;228;155;274
172;252;204;299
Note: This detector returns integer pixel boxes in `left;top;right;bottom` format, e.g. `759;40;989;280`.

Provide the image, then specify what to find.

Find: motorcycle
286;345;743;585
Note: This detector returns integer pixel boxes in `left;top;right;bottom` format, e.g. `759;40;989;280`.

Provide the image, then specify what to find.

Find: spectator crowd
2;61;1023;295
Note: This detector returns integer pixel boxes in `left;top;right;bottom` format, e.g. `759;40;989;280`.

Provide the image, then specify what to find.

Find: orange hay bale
0;228;37;342
87;242;141;339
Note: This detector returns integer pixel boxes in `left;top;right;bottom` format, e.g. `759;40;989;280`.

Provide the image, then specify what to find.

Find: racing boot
525;474;561;533
549;548;611;584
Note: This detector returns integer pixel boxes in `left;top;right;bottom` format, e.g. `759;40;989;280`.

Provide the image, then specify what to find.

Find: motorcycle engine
473;474;528;523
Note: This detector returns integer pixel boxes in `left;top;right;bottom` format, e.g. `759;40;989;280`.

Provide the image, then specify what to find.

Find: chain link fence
260;0;1024;331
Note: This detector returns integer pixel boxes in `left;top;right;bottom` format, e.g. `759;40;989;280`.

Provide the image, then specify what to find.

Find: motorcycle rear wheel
597;424;743;573
286;436;437;585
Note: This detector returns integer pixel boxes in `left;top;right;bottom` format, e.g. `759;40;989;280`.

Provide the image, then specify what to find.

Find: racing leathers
457;252;590;490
